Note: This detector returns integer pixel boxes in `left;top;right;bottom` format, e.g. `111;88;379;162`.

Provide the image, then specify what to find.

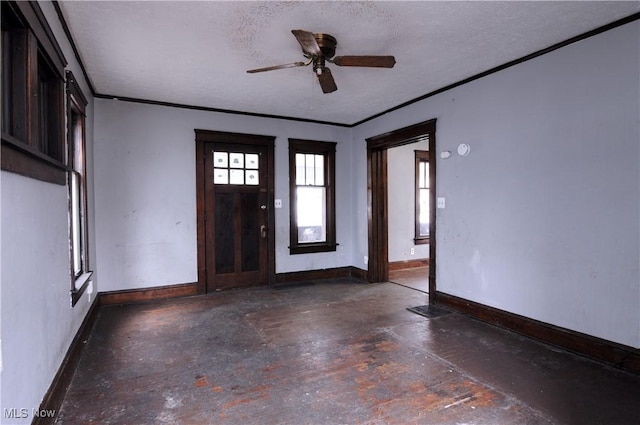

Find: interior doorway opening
366;119;437;303
387;141;430;293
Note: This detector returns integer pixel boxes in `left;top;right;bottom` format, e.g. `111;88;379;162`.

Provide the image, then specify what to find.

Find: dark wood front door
196;130;275;293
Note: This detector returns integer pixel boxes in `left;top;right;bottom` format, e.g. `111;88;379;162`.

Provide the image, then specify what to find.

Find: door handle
260;225;267;239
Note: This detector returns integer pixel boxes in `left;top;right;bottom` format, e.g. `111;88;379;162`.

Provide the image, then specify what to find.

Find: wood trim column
367;148;388;282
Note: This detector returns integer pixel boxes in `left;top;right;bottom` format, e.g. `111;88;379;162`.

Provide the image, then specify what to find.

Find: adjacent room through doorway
366;119;436;300
387;139;430;293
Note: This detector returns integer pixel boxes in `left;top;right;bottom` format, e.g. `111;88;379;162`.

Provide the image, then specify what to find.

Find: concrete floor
56;280;640;424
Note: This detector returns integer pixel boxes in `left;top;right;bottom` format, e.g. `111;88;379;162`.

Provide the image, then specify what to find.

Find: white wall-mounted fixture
440;150;451;159
457;143;471;156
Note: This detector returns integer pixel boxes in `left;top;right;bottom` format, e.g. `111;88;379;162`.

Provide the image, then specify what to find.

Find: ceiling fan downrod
313;57;326;76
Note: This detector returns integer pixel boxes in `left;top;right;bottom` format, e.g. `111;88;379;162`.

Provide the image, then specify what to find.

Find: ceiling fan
247;29;396;94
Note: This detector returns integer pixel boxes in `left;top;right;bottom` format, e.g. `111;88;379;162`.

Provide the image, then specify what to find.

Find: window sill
1;133;67;185
71;271;93;307
289;243;338;255
414;237;430;245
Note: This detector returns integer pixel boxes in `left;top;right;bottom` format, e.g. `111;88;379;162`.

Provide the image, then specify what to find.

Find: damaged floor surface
56;280;640;424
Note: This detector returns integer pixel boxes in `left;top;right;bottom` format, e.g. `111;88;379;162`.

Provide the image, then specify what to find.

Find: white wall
93;100;354;292
353;21;640;348
387;140;430;262
0;1;97;421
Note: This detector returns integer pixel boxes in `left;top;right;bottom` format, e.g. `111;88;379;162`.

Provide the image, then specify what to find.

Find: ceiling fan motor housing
312;33;337;58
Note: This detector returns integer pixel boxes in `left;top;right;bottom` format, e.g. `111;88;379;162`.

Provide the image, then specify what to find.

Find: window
67;71;91;306
212;151;260;185
415;150;430;244
1;1;67;185
289;139;337;254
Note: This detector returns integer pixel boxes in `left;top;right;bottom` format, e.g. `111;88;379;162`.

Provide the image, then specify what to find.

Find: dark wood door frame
366;119;437;303
195;129;276;294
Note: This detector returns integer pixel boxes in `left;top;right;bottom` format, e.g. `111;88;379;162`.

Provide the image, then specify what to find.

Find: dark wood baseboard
99;271;368;303
33;297;101;425
349;266;368;281
436;291;640;375
275;266;368;285
99;282;198;306
388;258;429;271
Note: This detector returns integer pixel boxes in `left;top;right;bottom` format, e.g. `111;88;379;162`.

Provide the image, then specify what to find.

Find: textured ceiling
57;1;640;125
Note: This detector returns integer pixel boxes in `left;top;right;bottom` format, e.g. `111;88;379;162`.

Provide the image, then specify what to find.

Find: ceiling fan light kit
247;29;396;94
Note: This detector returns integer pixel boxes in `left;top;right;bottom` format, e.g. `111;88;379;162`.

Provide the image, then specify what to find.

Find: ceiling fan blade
246;61;307;73
332;56;396;68
318;67;337;94
291;29;322;57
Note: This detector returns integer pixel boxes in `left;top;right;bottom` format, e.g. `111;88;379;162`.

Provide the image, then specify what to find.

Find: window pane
245;170;259;185
229;169;244;184
297;186;326;243
213;151;228;168
214;168;228;184
315;154;324;186
38;53;63;160
72;111;83;171
2;30;12;135
230;153;244;168
295;153;305;185
423;161;429;189
418;161;429;189
71;172;81;275
305;154;315;185
245;153;259;169
419;188;429;236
